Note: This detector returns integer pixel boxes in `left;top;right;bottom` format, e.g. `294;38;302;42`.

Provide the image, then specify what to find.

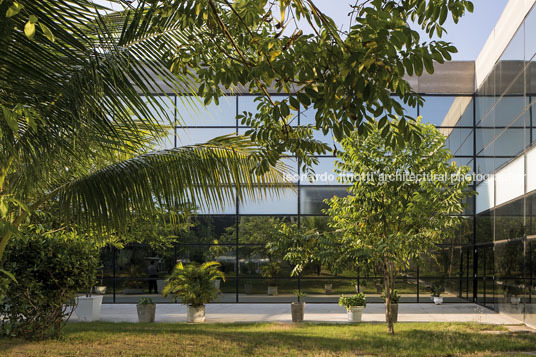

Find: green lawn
1;322;535;356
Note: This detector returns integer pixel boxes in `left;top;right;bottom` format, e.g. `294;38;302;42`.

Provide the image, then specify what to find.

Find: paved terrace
70;303;522;324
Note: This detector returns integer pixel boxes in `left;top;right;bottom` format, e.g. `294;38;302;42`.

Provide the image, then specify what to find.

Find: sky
96;0;509;60
314;0;509;60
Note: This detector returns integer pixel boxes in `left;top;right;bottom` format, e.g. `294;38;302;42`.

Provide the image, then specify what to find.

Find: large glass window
176;95;237;127
419;96;457;126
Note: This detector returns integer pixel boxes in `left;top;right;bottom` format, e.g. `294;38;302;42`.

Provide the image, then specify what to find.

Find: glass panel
239;188;298;214
495;156;524;206
300;186;349;215
176;95;236;127
176;128;237;146
476;178;494;214
139;95;176;125
495;198;525;241
419;96;456;126
300;157;343;185
445;128;473;156
476;69;497;126
235;216;297;244
177;216;237;244
497;23;525;95
475;212;493;243
526;6;536;60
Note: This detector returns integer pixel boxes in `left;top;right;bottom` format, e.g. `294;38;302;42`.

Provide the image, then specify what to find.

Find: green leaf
24;21;36;40
39;23;55;42
0;269;17;283
29;14;38;24
2;107;18;132
6;2;23;17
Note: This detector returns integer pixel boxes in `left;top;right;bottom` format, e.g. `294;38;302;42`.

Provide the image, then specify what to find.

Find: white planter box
74;295;103;322
433;297;443;305
187;305;206;323
347;306;365;322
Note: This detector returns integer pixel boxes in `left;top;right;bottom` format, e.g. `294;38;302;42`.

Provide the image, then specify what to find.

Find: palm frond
58;135;292;233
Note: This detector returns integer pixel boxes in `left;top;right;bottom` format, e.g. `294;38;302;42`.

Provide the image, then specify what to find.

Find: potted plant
137;297;156;323
75;288;103;322
74;268;103;322
260;261;280;296
504;284;522;305
291;290;306;322
324;283;333;294
244;281;254;295
431;282;445;305
339;293;366;323
351;280;360;294
382;289;400;322
94;267;106;295
162;261;225;323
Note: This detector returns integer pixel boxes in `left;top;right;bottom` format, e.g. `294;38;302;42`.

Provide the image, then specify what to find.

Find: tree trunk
384;262;395;334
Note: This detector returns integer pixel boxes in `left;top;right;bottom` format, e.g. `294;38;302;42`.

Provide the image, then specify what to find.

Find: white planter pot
510;296;521;305
187;305;206;323
157;280;167;294
347;306;365;323
137;304;156;323
291;302;305;322
433;297;443;305
94;286;107;295
324;284;333;294
267;285;278;296
74;295;103;322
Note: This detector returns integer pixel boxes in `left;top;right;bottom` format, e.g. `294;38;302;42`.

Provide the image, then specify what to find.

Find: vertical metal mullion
235;95;240;303
416;265;420;303
112;245;116;304
472;95;478;303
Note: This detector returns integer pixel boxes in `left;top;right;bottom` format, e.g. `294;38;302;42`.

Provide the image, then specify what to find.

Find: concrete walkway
70;303;522;324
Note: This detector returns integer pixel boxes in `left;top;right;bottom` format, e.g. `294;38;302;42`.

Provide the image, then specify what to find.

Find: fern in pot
162;262;225;322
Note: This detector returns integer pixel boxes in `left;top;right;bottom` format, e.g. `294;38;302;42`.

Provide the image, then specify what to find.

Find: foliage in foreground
0;322;534;357
0;226;99;339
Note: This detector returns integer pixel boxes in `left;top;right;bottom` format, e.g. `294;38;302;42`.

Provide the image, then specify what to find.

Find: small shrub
162;262;224;307
431;282;445;297
0;225;99;339
138;297;154;305
339;293;366;310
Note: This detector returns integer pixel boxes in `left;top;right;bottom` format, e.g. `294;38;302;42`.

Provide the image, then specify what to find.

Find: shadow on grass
1;322;535;356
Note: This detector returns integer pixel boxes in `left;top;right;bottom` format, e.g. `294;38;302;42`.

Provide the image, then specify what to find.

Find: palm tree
0;1;290;262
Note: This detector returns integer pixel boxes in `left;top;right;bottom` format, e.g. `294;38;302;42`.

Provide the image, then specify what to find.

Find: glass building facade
97;0;536;327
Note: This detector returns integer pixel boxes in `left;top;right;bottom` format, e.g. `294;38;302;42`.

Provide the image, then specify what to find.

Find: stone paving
70;303;523;325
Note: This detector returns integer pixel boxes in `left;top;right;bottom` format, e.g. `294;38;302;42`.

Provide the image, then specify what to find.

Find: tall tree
0;0;289;267
324;120;472;334
161;0;474;170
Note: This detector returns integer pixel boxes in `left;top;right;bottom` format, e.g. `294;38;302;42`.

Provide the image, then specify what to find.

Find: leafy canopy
324;119;473;333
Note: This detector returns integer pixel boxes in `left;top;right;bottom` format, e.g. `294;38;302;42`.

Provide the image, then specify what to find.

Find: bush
339;293;366;310
0;226;99;339
162;262;224;307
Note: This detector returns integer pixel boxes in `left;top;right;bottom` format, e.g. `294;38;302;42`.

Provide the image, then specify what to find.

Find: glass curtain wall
472;4;536;326
98;93;474;304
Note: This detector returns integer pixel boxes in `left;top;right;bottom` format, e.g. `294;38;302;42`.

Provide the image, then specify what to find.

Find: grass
1;322;535;356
